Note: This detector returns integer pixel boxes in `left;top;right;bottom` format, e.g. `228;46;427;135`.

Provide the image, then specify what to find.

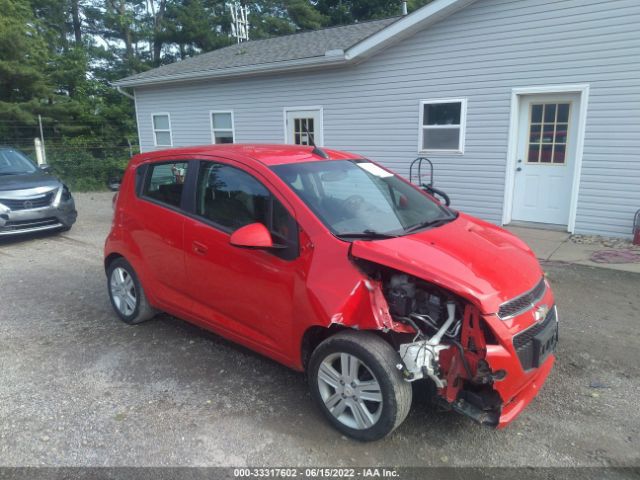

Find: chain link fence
1;122;138;191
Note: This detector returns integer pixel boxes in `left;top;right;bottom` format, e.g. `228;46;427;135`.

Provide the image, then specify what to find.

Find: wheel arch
300;325;407;372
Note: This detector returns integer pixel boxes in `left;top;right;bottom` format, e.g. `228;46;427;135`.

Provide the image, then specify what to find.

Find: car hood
350;213;543;314
0;171;61;192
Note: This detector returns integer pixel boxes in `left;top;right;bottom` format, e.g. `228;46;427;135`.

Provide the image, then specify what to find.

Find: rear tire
107;258;157;325
308;331;412;441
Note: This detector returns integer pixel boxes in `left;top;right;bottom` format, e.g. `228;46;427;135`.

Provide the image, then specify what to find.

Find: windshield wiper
337;229;398;240
405;214;457;233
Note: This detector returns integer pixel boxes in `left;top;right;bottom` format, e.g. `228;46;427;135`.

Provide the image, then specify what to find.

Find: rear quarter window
142;162;189;208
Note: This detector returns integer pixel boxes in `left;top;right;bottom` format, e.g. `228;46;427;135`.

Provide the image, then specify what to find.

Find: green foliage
1;0;433;190
46;138;133;191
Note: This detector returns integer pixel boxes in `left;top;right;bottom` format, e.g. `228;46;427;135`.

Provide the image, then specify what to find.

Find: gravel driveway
0;192;639;469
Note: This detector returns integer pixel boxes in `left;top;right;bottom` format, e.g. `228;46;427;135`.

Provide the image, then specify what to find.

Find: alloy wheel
317;352;383;430
110;267;137;316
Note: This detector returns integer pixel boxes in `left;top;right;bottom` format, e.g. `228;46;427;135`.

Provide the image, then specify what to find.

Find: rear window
142;162;189;208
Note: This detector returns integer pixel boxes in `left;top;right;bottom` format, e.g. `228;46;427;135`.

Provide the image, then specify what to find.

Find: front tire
308;331;412;441
107;258;157;325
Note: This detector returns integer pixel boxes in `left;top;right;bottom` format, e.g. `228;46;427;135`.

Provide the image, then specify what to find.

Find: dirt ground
0;192;639;468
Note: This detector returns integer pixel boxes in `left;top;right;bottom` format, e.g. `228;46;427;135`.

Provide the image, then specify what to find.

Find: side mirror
39;164;52;173
229;223;274;249
107;176;122;192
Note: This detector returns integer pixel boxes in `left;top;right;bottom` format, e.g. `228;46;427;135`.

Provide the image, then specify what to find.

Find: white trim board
502;84;590;234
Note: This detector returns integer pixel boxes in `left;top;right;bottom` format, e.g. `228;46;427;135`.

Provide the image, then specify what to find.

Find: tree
0;0;50;138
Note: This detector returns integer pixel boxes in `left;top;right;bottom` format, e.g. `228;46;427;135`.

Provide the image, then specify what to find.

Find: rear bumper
0;198;77;236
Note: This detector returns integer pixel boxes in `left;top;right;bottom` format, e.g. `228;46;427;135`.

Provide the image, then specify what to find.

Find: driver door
183;159;300;358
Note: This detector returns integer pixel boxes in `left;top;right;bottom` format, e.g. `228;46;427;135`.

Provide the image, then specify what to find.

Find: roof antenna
304;124;330;159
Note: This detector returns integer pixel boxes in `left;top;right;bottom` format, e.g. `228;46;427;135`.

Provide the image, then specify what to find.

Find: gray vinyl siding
134;0;640;237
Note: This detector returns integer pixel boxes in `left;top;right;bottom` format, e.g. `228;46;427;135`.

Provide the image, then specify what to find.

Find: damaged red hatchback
104;144;558;441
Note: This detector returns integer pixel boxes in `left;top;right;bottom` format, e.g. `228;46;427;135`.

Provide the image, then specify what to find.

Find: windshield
272;160;455;237
0;149;37;175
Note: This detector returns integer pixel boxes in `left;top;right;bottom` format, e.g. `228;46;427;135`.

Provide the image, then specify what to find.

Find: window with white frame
419;99;467;153
152;113;172;146
211;111;235;144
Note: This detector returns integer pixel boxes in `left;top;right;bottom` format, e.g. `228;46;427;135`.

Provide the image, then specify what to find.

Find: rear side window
143;161;189;208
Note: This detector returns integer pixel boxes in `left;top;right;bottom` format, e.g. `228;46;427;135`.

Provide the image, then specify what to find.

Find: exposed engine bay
381;271;505;426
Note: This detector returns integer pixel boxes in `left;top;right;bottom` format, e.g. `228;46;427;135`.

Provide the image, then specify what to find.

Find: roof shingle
117;17;398;86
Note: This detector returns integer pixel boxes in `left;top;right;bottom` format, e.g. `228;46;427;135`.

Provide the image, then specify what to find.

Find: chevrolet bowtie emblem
534;304;550;322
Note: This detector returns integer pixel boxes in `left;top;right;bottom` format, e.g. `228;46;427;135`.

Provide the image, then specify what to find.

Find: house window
211;111;235;144
152;114;172;146
419;99;467;153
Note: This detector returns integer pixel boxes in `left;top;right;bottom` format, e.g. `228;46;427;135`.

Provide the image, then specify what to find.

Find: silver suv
0;147;77;237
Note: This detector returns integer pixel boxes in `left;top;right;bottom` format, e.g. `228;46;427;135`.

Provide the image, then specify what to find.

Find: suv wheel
308;331;412;441
107;258;157;325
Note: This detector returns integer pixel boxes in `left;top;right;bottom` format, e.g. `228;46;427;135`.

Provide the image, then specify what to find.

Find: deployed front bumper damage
327;271;557;429
396;294;558;428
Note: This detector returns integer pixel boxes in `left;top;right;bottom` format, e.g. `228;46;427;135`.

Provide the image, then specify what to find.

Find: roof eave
113;53;348;88
345;0;478;61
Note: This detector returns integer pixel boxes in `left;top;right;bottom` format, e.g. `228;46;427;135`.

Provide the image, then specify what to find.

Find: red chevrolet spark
104;144;558;441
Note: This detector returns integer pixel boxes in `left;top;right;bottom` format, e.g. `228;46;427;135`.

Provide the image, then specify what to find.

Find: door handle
516;167;522;172
192;241;208;256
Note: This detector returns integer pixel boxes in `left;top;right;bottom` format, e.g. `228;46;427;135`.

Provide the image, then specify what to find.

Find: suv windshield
272;160;455;238
0;148;37;175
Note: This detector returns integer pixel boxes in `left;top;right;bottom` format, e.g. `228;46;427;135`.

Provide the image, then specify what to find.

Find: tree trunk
71;0;82;45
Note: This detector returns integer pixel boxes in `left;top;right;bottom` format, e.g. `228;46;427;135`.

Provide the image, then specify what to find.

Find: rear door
134;160;193;308
183;159;301;356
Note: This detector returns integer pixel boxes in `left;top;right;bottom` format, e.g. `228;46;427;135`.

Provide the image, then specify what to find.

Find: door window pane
540;144;553;163
553;144;566;164
293;117;315;145
526;102;570;165
197;163;269;229
196;162;299;259
143;162;188;208
557;103;570;122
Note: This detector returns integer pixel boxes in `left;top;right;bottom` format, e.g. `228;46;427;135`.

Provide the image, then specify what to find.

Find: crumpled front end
356;261;558;428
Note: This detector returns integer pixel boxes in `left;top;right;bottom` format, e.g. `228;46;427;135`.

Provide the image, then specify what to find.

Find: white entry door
512;93;580;226
285;109;323;146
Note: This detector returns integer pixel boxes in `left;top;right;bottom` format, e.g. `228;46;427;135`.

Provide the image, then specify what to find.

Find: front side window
272;160;455;237
143;161;188;208
152;114;172;146
196;162;298;258
211;112;235;144
0;149;37;175
419;99;467;153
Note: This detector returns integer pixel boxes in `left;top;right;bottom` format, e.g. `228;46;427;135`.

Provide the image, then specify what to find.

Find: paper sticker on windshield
356;162;393;178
